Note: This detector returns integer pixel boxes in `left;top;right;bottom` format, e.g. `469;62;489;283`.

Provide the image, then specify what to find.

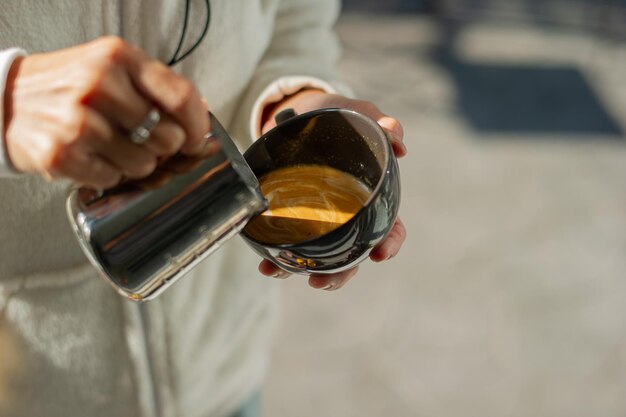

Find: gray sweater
0;1;344;416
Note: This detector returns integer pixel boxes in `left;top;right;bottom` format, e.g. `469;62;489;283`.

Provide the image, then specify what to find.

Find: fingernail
394;141;407;155
201;135;221;155
272;270;290;279
203;131;214;140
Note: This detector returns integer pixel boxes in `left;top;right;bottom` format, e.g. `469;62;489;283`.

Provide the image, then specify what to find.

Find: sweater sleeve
0;47;27;177
230;0;352;143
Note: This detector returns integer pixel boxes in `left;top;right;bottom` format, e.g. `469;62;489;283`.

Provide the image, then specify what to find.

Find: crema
244;165;371;245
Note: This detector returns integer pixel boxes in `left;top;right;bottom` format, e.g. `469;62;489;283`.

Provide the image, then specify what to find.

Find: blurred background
263;1;626;416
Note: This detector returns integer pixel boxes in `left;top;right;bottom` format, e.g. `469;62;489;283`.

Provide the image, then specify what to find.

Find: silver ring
130;108;161;144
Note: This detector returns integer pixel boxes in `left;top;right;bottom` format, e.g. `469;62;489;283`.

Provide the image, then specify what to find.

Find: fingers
45;143;122;190
87;66;189;158
85;40;195;156
35;109;120;188
265;218;405;293
59;151;122;189
120;44;209;155
377;115;407;158
267;90;407;159
259;260;292;279
85;64;153;133
96;101;188;160
259;259;359;291
4;37;210;187
139;115;186;157
309;267;359;291
89;134;157;179
356;104;406;159
369;218;407;262
157;135;221;173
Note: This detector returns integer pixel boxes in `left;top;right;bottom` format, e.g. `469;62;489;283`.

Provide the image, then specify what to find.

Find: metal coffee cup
66;113;266;301
240;108;401;275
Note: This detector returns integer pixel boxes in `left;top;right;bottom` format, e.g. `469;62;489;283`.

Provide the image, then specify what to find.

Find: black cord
168;0;192;64
167;0;211;66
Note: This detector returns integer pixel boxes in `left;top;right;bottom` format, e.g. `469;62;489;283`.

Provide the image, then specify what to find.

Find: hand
127;136;221;191
258;89;407;290
2;37;212;188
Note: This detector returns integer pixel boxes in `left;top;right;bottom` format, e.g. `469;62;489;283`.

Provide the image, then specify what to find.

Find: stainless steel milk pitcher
66;113;267;301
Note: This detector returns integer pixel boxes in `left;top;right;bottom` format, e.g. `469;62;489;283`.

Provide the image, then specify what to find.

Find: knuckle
80;74;106;98
97;36;128;63
72;70;106;104
67;109;91;140
171;81;197;113
41;140;69;173
73;70;109;104
75;38;130;104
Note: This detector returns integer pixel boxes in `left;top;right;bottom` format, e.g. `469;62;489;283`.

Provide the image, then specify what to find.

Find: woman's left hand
257;90;407;291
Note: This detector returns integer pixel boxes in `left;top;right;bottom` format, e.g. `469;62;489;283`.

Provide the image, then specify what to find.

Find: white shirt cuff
249;75;339;140
0;47;27;177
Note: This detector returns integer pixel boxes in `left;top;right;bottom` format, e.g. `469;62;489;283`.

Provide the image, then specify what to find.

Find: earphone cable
167;0;211;66
167;0;191;65
118;0;210;66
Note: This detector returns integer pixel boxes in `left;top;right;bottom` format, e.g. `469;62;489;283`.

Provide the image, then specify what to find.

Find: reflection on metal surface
241;109;401;275
66;113;267;301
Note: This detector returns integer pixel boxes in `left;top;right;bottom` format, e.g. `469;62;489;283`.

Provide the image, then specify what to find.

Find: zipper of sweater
123;301;161;417
115;2;211;414
116;5;162;417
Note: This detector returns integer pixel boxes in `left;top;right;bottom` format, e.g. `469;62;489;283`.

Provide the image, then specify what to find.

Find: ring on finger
130;108;161;144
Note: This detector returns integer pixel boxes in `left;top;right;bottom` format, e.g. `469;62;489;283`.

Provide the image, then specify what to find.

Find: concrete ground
263;13;626;417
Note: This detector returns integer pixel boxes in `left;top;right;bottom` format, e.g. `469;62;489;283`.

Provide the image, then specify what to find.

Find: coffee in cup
243;164;371;245
241;108;401;275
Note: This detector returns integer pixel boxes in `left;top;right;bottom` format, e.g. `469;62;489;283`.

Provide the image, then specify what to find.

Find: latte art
244;165;371;245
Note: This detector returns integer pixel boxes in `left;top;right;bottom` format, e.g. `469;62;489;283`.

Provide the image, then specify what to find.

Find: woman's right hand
2;36;211;188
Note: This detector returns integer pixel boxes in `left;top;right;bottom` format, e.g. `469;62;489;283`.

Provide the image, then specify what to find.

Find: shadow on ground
433;22;624;138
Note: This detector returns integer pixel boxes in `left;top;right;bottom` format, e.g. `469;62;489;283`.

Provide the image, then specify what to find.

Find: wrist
0;48;27;176
250;76;340;139
3;56;23;140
